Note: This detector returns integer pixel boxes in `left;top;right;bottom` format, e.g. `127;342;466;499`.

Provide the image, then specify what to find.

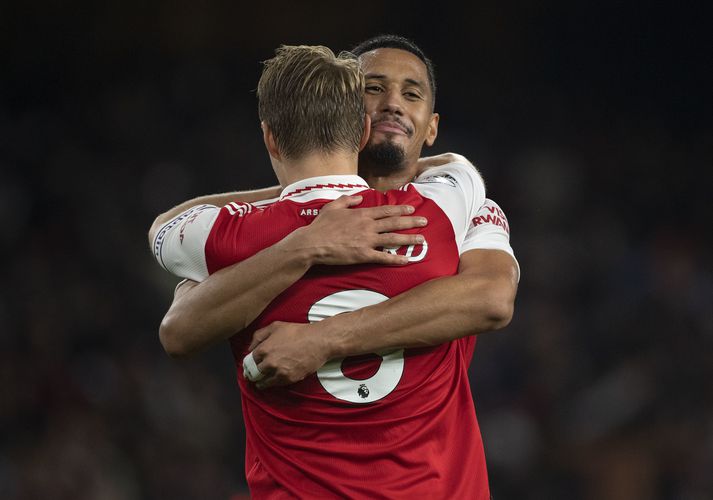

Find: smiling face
358;48;439;177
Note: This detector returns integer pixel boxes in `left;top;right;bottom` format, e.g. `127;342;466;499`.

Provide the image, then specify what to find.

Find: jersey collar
279;175;370;200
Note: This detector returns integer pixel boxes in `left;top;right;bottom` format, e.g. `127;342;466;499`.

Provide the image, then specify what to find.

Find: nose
380;89;404;115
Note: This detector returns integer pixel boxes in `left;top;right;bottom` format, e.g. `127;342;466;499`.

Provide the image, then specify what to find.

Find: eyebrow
365;73;427;90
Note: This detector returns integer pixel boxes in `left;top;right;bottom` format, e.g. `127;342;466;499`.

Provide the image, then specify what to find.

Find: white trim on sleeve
461;199;520;281
153;204;220;282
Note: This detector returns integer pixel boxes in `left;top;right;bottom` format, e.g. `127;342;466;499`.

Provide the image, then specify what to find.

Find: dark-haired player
150;37;518;498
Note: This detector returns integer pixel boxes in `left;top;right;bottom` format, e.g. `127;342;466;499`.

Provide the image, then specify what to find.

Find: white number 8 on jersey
309;290;405;404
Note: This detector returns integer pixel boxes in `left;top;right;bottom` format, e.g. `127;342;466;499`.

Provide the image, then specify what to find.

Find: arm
158;196;428;358
147;186;282;248
248;248;518;386
160;229;313;358
416;152;471;174
317;248;517;352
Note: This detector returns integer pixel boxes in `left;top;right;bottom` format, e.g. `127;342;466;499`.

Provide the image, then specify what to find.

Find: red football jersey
156;164;492;498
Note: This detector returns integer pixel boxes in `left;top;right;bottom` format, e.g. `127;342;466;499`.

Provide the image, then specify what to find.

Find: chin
360;141;407;171
371;132;407;144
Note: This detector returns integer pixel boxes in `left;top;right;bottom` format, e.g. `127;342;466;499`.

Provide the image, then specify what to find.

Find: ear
358;113;372;151
262;121;281;160
424;112;439;147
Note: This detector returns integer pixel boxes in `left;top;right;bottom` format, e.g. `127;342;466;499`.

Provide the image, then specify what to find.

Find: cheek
411;121;430;144
415;111;436;140
363;95;380;115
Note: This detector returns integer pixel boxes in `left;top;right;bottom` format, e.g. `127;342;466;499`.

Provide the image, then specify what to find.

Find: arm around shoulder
147;186;282;249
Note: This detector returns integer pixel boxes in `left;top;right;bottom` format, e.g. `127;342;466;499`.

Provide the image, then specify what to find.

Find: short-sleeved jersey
154;162;499;499
457;197;520;363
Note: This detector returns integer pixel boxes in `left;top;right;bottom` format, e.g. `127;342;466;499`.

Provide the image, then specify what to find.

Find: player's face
359;48;439;167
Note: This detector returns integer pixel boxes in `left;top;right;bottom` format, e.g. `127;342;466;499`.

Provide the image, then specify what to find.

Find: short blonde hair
257;45;365;160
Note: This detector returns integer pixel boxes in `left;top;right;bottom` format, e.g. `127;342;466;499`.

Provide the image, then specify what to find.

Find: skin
154;48;518;390
358;48;440;191
151;117;428;357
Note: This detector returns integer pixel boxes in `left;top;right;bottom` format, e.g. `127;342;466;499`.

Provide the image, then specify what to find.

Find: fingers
324;202;416;218
249;323;280;351
374;215;427;233
375;231;425;248
358;204;416;219
322;195;363;211
255;375;279;390
252;363;292;389
255;370;302;390
249;334;264;352
243;352;264;382
364;251;410;266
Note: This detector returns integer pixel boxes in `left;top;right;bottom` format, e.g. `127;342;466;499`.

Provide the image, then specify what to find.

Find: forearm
158;197;425;358
416;153;472;175
159;227;311;357
148;186;281;246
319;250;518;358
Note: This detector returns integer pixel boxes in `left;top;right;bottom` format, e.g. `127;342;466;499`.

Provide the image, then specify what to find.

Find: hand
245;321;329;389
416;152;470;175
290;195;427;266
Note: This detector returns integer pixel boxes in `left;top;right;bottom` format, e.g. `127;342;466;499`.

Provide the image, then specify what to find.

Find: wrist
279;226;322;267
313;313;354;359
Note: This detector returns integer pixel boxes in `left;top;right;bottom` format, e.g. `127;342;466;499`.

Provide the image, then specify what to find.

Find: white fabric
243;352;264;382
154;169;517;283
279;174;370;202
461;198;520;281
153;176;371;283
153;204;220;282
411;161;486;252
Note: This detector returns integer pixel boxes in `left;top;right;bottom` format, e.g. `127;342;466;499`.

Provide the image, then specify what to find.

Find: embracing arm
249;248;518;386
159;229;313;358
319;248;517;354
147;186;282;248
157;196;427;358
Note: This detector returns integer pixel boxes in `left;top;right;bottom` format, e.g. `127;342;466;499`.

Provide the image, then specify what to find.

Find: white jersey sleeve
462;198;520;281
152;204;220;282
411;161;486;252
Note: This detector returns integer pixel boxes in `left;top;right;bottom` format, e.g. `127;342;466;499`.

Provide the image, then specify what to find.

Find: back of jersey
203;170;490;498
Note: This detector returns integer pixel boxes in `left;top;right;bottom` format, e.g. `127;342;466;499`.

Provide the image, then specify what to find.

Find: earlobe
425;113;439;147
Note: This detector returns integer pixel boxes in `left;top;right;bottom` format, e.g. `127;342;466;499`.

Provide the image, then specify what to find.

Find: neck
276;150;359;187
362;171;416;192
358;158;419;192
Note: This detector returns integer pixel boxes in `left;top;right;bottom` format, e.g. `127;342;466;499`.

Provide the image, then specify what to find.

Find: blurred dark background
2;1;711;499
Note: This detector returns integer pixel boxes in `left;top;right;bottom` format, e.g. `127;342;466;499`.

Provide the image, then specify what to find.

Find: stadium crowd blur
2;2;710;499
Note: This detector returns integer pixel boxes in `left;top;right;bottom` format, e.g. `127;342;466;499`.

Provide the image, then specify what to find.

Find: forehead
358;48;430;87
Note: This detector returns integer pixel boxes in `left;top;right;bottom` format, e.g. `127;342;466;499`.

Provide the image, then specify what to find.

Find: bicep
461;198;520;281
174;279;198;298
458;249;519;298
